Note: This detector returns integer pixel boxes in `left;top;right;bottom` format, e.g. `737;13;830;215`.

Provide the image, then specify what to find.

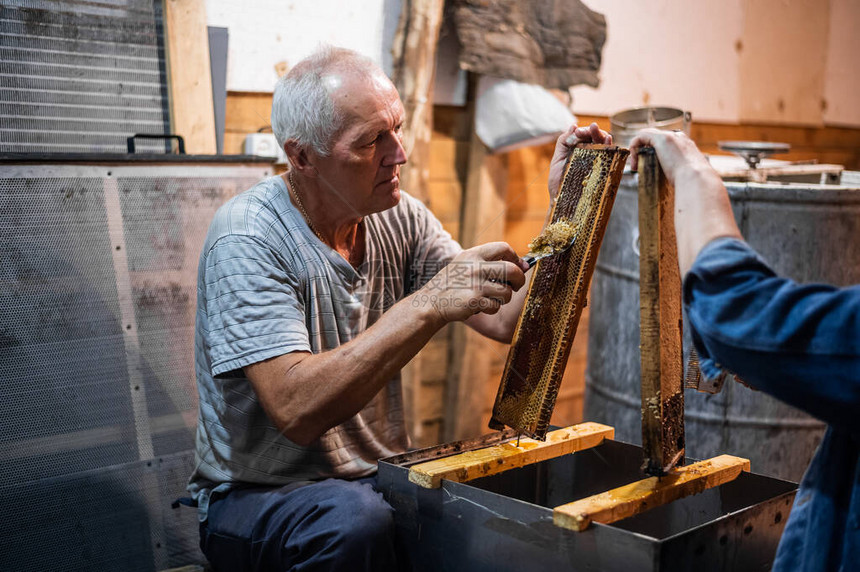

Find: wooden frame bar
408;422;614;488
638;147;685;475
553;455;750;532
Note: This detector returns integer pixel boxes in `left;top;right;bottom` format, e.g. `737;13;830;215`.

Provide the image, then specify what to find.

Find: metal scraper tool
523;232;579;269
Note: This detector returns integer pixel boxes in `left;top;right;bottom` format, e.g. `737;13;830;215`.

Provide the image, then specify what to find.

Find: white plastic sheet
475;77;576;154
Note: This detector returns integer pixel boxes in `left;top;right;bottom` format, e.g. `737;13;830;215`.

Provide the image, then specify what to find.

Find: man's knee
272;479;397;570
330;481;394;545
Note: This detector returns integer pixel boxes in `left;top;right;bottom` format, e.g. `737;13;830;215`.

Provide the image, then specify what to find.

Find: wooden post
390;0;445;445
638;147;685;475
391;0;445;204
553;455;750;531
409;422;614;488
163;0;217;154
444;73;509;441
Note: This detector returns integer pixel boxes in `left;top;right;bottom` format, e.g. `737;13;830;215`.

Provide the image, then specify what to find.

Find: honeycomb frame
489;144;629;439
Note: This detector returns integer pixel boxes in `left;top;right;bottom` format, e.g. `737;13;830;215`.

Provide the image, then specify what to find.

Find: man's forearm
246;292;445;445
673;163;742;276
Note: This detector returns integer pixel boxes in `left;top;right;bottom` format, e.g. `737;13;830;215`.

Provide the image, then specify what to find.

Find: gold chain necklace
288;171;326;243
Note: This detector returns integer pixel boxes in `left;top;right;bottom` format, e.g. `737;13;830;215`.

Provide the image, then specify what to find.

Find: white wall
823;0;860;126
208;0;859;127
571;0;859;127
206;0;401;93
570;0;743;123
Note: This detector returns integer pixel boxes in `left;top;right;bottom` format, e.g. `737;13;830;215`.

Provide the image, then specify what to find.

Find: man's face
311;70;408;218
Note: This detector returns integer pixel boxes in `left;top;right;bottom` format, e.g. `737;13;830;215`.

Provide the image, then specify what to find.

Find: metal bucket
610;106;692;149
584;175;860;482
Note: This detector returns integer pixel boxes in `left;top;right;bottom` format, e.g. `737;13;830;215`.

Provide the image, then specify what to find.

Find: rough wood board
489;144;628;439
391;0;445;204
453;0;607;89
553;455;751;532
164;0;216;153
638;148;684;476
224;92;274;133
390;0;445;444
409;422;614;488
444;75;509;441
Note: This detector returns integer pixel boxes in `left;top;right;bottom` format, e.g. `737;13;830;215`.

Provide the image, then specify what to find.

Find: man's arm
683;239;860;433
465;123;614;342
629;130;860;433
629;129;742;274
245;242;526;445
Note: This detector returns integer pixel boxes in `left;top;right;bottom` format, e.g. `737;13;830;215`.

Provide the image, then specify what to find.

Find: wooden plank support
638;147;685;476
164;0;216;153
408;422;614;489
553;454;751;532
716;163;844;183
390;0;445;446
390;0;445;203
443;73;509;441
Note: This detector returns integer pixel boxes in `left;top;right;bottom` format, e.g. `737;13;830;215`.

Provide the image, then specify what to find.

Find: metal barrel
584;173;860;482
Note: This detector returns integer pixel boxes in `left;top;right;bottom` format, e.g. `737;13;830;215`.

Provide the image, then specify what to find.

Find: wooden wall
225;91;859;447
576;114;860;170
226;92;860;170
224;92;275;156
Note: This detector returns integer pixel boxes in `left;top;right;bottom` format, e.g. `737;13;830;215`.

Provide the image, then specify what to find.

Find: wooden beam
637;147;684;475
553;454;750;532
390;0;445;446
715;163;844;183
443;74;509;441
164;0;216;154
409;422;614;488
391;0;445;203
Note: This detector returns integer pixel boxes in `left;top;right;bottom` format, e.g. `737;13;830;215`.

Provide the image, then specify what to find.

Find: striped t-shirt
187;175;460;519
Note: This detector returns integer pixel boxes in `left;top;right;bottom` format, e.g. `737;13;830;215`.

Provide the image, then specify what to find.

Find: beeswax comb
489;144;629;439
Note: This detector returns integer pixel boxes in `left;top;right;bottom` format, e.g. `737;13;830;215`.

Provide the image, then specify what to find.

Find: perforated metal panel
0;0;171;153
0;162;273;571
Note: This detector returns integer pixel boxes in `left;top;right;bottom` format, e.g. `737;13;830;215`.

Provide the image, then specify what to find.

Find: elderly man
187;46;611;571
629;129;859;572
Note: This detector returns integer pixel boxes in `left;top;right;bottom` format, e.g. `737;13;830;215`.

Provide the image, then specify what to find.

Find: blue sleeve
683;237;860;434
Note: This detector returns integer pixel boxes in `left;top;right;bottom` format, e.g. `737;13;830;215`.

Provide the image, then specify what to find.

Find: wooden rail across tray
553;454;751;531
408;422;614;489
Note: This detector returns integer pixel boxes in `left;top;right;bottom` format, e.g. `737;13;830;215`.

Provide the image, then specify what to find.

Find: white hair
271;46;380;159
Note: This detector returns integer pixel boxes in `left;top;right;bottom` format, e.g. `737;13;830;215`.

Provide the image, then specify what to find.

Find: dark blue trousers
200;477;399;571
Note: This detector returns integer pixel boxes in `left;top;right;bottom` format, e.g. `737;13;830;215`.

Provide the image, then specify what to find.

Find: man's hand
547;123;613;201
415;242;528;324
629;128;742;275
629;128;714;186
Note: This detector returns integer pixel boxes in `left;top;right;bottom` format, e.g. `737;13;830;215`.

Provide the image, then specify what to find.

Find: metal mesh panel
1;177;136;485
117;176;234;458
0;0;171;153
0;164;272;571
0;451;198;571
490;146;629;439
